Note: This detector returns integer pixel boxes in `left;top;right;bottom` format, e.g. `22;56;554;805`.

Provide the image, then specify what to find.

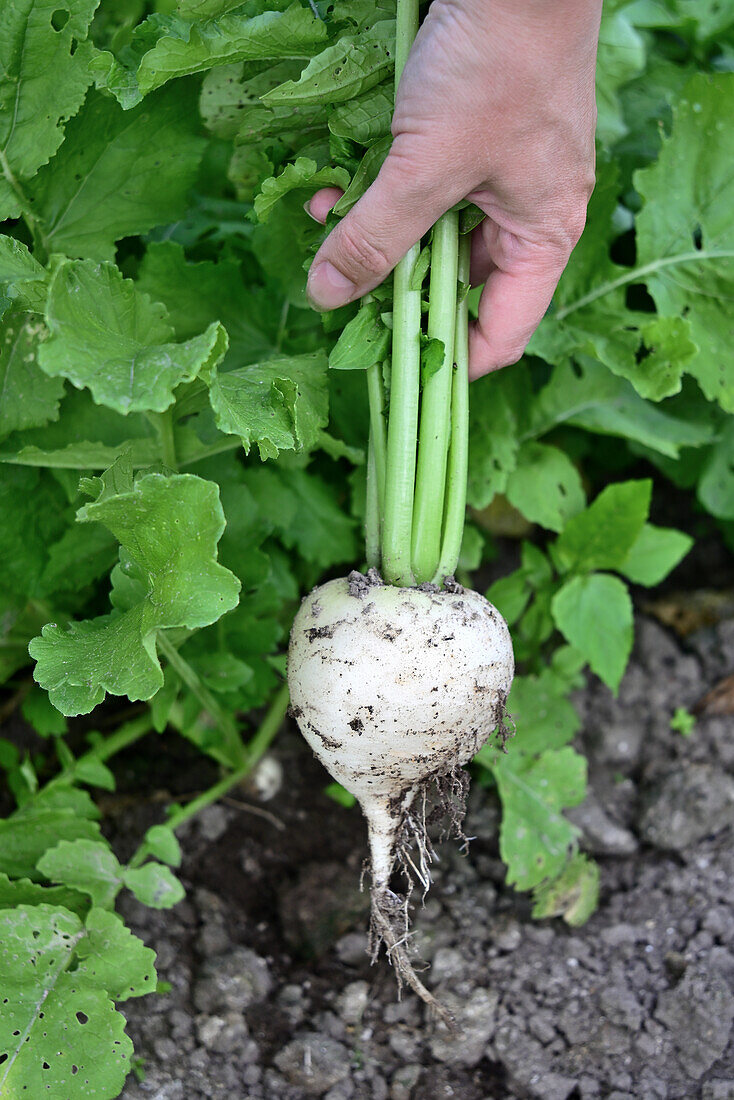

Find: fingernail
303;199;317;222
307;261;356;311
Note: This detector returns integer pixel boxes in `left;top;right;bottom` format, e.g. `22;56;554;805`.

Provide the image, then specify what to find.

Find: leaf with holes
0;0;98;218
0;903;154;1097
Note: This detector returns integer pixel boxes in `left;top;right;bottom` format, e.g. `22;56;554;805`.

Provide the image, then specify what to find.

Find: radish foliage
0;0;729;1092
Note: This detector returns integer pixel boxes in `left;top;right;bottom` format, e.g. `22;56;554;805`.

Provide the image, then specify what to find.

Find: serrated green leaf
37;840;122;910
329;302;390;371
531;852;600;926
0;308;63;440
494;747;586;891
28;86;206;261
93;3;329;107
263;22;395;107
254;157;351;223
38;260;228;416
505;442;586;533
554;480;651;573
0;905;134;1095
29;472;241;715
0;0;98;217
552;573;633;692
206;351;329;459
122;863;185;908
75;908;157;1001
618;522;693;585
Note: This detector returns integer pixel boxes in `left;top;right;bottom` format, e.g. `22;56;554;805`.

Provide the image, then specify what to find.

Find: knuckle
336;221;393;281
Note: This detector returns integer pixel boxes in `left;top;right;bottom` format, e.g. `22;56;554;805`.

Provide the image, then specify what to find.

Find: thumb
307;139;463;311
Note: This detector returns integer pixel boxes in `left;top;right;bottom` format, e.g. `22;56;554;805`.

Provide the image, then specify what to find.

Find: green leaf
698;419;734;520
635;73;734;411
39;260;228;416
505;442;585;533
531;358;715;458
0;872;88;917
201;58;316;140
494;747;586;890
467;368;531;508
531;852;600;926
206;351;329;459
254;157;351;223
93;3;329;107
0;796;102;880
137;241;280;364
324;782;357;808
332;134;391;215
21;687;68;737
244;465;357;567
37;840;123;910
263;22;395;107
73;757;116;791
552;573;634;692
0;904;143;1095
122;863;185;909
75;908;157;1001
0;0;98;216
141;824;182;868
329;84;393;144
420;336;446;384
329;301;390;371
485;572;532;625
28;86;206;261
505;671;581;756
251;160;350;304
554;480;651;573
0;235;48;311
0;308;63;440
30;472;241;715
618;522;693;585
596;5;646;145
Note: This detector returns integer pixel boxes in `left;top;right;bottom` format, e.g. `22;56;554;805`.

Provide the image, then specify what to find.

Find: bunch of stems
365;0;470;587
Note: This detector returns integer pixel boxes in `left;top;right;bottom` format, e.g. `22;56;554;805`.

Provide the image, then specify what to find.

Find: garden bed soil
114;611;734;1100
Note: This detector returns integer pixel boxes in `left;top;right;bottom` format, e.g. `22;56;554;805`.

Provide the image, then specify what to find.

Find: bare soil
106;606;734;1100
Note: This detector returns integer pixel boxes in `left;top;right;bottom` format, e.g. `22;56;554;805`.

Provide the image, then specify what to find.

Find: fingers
306;187;344;224
306;139;467;311
468;257;565;380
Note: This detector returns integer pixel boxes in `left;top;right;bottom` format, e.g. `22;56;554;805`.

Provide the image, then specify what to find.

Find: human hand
306;0;601;379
